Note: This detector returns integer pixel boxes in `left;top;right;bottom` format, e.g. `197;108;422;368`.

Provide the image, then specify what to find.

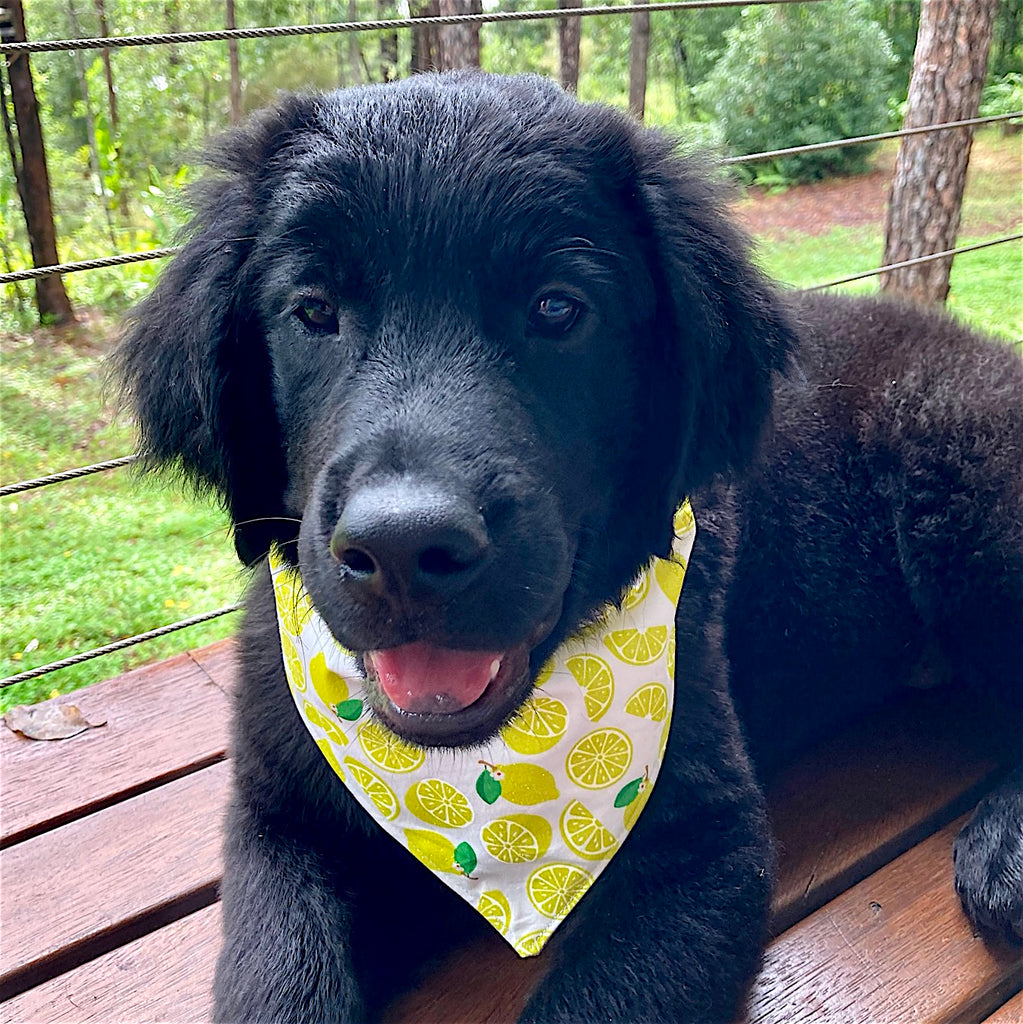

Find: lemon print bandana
269;502;696;957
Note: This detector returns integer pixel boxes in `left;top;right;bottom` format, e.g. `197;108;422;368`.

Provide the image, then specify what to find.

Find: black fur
116;72;1023;1022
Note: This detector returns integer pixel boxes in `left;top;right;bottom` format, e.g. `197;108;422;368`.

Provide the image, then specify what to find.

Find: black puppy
117;72;1022;1022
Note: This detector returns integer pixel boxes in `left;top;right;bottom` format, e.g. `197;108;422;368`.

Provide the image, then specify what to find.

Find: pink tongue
369;641;502;715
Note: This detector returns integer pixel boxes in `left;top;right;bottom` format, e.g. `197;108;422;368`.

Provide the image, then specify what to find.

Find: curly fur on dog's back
724;293;1023;769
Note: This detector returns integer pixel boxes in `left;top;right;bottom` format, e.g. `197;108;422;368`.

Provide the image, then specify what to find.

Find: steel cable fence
2;1;1019;689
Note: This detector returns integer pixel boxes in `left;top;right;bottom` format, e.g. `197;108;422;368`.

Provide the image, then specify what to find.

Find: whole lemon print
403;828;459;874
309;651;350;706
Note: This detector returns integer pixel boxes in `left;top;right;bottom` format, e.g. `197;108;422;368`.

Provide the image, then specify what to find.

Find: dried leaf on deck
3;703;108;741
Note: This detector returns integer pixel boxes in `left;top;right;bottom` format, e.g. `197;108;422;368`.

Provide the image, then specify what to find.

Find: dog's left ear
634;131;797;497
115;103;307;566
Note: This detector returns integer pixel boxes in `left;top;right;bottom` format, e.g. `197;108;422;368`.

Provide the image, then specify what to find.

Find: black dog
117;72;1022;1022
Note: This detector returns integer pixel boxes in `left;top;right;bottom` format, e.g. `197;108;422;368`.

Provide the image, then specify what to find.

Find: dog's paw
954;769;1023;943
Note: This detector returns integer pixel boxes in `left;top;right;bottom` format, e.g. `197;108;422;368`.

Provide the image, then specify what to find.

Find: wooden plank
0;762;229;1000
981;989;1023;1024
746;818;1023;1024
767;684;1014;934
0;904;221;1024
1;639;235;847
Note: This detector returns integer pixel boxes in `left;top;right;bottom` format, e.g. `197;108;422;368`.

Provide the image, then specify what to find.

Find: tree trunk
628;11;650;121
3;0;75;324
378;0;399;82
226;0;241;123
880;0;998;304
65;0;117;248
164;0;182;67
347;0;363;84
558;0;582;93
92;0;118;130
411;1;439;74
436;0;481;71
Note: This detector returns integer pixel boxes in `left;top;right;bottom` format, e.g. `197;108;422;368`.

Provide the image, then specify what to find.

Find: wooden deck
2;638;1020;1023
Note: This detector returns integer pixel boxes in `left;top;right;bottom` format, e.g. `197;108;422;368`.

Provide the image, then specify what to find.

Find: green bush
980;72;1023;121
697;3;896;183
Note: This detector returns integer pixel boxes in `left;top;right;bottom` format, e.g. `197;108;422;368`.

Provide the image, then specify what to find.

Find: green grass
2;132;1020;711
1;327;242;710
751;129;1023;343
755;225;1023;343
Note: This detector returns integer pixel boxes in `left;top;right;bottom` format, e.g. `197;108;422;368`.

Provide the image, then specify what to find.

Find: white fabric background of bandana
269;503;696;958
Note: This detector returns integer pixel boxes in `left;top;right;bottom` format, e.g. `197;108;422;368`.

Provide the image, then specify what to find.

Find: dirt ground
732;137;1022;238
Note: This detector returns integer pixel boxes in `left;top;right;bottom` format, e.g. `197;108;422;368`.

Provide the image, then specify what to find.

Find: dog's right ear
115;101;308;565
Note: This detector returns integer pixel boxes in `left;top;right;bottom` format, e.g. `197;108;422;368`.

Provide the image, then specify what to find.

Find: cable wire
0;605;241;689
2;0;812;55
0;455;138;498
807;233;1023;291
3;113;1019;286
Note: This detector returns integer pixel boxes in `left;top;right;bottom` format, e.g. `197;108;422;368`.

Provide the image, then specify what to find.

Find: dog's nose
330;480;491;600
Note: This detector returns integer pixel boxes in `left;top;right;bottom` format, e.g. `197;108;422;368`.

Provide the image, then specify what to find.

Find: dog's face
118;72;792;748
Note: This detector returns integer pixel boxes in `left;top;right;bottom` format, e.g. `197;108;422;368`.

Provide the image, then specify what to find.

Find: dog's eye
529;292;582;337
294;297;339;334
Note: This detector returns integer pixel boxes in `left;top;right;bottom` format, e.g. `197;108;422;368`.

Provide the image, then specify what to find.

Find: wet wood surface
1;641;1019;1023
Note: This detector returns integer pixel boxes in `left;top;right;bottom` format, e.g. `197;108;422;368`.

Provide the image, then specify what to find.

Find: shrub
697;2;897;183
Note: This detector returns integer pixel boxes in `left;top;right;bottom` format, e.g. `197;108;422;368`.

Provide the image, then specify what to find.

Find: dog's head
118;72;793;747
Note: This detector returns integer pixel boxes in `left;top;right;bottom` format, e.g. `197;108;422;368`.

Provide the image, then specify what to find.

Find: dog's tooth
489;658;502;681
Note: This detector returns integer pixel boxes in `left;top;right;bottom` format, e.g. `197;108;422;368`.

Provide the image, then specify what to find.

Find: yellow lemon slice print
357;721;426;773
316;738;345;781
603;625;668;666
674;501;695;537
500;694;568;755
624;682;669;722
272;562;314;635
534;657;555;687
406;779;474;828
666;634;676;680
654;558;686;605
560;800;618;860
404;828;459;874
527;863;594;920
621;571;650;610
565;653;615;722
280;632;306;691
304;701;349;746
477;890;512;936
514;930;550;956
309;652;350;706
343;756;399;821
480;814;552;864
565;727;633;789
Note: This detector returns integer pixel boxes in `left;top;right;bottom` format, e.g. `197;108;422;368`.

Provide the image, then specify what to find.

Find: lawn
2;131;1020;711
1;326;242;709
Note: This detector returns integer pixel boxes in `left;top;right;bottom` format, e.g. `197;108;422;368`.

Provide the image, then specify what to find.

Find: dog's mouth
361;614;559;748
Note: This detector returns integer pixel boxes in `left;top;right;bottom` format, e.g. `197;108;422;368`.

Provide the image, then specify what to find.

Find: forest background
2;0;1021;707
